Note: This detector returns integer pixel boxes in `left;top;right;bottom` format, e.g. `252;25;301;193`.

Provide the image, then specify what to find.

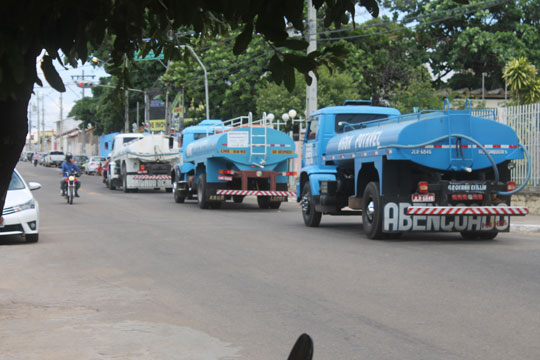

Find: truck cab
298;101;400;202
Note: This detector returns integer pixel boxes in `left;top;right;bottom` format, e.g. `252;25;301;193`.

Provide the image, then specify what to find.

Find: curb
510;224;540;233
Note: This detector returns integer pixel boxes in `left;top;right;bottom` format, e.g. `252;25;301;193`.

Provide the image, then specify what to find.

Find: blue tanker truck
171;114;297;209
298;99;530;239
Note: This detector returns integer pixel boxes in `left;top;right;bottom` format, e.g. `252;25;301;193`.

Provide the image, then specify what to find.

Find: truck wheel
460;231;498;240
362;182;384;239
197;174;209;209
122;164;130;193
233;195;244;204
257;196;271;209
209;202;222;209
301;182;322;227
269;201;281;209
173;182;185;203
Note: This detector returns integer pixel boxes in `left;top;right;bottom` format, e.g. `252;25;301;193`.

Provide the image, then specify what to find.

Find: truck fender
307;173;337;197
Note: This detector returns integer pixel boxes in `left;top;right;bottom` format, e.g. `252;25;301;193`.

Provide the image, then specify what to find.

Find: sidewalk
511;214;540;233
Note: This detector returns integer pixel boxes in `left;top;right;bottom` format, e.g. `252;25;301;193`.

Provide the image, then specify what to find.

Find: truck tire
233;195;244;204
301;182;322;227
362;182;384;239
197;173;210;209
122;164;130;193
173;181;185;203
209;202;222;209
269;201;281;209
460;231;498;240
257;196;271;209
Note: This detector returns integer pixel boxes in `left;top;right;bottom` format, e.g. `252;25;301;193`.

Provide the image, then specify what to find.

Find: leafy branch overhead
0;0;380;100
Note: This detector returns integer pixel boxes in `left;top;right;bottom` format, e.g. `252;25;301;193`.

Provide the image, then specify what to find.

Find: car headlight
13;199;36;212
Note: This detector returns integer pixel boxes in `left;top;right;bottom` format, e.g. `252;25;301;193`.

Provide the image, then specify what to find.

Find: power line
317;0;512;41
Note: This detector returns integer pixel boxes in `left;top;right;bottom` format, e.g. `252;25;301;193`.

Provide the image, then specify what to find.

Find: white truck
105;133;178;192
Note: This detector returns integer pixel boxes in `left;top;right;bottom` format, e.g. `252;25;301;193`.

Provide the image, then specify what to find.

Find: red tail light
506;181;516;192
418;181;429;194
140;164;146;171
281;171;297;176
219;169;234;175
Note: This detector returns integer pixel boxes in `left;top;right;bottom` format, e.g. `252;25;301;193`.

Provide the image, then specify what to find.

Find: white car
85;156;106;175
0;169;40;243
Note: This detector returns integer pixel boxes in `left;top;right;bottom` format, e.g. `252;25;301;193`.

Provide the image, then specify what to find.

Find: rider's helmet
65;153;73;162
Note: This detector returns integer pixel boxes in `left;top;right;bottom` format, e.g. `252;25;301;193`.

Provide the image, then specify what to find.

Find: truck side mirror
105;142;109;150
169;136;174;149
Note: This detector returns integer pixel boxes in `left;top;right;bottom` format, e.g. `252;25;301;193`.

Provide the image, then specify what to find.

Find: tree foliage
256;67;361;119
383;0;540;89
503;57;540;105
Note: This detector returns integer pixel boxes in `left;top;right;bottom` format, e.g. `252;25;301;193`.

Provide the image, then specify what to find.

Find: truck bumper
128;175;171;189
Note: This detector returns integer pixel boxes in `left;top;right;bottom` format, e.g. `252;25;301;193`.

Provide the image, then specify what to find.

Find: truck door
302;115;320;168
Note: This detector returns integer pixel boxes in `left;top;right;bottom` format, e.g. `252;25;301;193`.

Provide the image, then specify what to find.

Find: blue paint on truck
298;100;529;239
171;114;298;209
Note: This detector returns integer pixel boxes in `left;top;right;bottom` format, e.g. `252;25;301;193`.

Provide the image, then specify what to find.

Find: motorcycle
64;170;80;204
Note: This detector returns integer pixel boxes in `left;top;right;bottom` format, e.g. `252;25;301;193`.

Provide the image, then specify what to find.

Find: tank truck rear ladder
249;112;268;164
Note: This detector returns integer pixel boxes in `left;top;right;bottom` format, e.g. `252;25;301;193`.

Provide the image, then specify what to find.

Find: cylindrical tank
185;126;296;170
325;111;523;171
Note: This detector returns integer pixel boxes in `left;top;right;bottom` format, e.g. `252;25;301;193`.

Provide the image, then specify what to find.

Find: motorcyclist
60;153;81;197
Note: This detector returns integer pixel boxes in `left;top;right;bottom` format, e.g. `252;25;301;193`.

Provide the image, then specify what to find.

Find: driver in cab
60;153;81;197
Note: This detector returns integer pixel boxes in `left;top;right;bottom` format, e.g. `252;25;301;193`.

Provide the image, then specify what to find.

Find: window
8;172;25;190
123;137;142;144
194;133;208;140
306;116;319;141
335;113;389;133
49;151;64;155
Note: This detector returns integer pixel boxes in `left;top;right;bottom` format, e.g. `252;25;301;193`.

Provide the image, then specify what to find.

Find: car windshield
50;151;64;155
8;172;25;190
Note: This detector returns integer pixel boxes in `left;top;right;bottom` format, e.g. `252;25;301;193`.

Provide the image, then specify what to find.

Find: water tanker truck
171;114;297;209
298;99;530;239
106;133;178;192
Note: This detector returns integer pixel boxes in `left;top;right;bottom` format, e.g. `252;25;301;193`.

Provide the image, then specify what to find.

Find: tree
0;0;380;219
388;66;444;113
321;18;424;105
503;57;540;105
384;0;540;89
256;67;361;119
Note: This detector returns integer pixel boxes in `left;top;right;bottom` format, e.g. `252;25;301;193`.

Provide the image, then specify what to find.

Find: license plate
412;193;435;202
218;175;233;181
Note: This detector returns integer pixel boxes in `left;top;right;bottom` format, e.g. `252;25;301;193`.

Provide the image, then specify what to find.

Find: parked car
45;151;65;167
0;169;40;243
85;156;106;175
73;155;89;172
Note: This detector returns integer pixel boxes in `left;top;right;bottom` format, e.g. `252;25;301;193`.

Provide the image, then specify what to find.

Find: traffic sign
133;49;164;61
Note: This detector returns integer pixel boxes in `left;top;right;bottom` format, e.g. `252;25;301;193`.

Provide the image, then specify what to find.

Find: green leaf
41;55;66;92
233;22;253;55
282;61;295;92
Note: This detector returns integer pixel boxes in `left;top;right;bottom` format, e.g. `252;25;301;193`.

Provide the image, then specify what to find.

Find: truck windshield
123;137;142;144
194;133;208;140
335;114;389;133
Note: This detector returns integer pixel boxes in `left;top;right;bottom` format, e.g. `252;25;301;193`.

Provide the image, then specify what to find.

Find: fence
489;103;540;186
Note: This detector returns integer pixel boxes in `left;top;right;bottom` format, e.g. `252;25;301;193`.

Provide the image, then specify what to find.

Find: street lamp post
177;45;209;120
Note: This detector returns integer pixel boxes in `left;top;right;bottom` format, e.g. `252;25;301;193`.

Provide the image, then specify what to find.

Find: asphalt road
2;162;540;360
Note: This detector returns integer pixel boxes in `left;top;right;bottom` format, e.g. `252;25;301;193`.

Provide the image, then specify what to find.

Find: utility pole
41;98;45;152
124;57;130;133
36;95;41;152
305;0;318;118
28;102;32;150
59;92;63;151
71;70;95;155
